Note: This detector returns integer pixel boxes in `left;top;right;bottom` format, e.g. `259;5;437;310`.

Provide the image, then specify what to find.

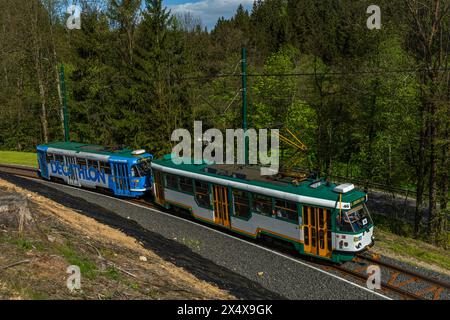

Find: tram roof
152;156;366;204
39;141;151;159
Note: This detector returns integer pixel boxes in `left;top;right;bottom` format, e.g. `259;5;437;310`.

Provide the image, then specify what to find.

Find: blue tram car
36;142;153;198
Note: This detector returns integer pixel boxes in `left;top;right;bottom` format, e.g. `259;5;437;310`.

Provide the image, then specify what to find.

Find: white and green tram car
151;155;374;263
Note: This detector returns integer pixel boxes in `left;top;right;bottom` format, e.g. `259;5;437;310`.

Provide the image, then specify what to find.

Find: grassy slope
0;151;37;167
374;228;450;274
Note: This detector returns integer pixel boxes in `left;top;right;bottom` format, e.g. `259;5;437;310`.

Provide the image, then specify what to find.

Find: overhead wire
176;67;450;82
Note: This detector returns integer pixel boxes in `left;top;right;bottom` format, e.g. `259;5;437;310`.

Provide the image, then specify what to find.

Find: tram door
111;162;131;196
37;151;48;179
153;170;165;205
302;206;332;258
212;185;230;228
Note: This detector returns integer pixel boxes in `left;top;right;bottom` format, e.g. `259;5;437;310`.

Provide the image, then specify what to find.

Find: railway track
0;164;39;178
0;163;449;300
328;253;450;300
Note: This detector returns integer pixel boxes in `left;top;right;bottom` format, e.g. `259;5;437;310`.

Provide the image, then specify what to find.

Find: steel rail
331;263;424;300
358;254;450;290
330;253;450;300
0;164;38;178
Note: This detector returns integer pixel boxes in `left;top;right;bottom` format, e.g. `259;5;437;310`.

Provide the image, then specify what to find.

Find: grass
56;244;98;279
5;276;50;300
373;214;450;272
0;234;45;253
181;238;201;251
29;290;49;300
104;266;122;281
374;227;450;272
0;151;37;167
128;282;140;290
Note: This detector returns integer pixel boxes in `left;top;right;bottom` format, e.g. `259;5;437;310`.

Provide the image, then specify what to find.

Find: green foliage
104;266;122;281
252;46;299;129
57;244;98;279
373;215;415;237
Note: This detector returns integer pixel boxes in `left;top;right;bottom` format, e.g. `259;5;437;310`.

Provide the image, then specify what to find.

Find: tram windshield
336;205;373;233
132;158;152;177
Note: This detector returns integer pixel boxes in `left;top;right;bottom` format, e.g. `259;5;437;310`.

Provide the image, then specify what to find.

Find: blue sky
164;0;253;30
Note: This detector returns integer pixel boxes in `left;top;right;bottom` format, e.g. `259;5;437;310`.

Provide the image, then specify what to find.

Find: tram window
195;180;210;208
46;153;54;163
311;228;316;247
179;176;194;194
303;207;309;225
304;226;310;245
232;190;251;219
252;194;272;217
327;211;331;227
135;158;152;177
327;230;332;250
54;154;64;163
100;162;111;175
319;208;324;228
131;166;140;177
319;230;325;249
77;158;87;167
336;212;354;232
165;174;178;190
87;159;99;170
274;199;298;223
310;208;316;226
336;206;372;233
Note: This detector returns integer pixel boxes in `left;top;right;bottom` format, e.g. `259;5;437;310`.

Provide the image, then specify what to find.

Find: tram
35;142;374;262
151;154;374;263
36;142;153;198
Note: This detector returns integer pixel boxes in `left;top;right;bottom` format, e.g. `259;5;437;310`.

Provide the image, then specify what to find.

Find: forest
0;0;448;244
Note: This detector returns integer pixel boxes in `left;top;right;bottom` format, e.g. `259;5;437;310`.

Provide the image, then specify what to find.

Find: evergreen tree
131;0;190;154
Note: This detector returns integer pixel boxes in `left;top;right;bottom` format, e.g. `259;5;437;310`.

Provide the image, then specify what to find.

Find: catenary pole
242;48;248;165
60;64;70;142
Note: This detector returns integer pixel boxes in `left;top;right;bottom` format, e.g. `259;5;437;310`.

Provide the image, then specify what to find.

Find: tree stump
0;191;33;233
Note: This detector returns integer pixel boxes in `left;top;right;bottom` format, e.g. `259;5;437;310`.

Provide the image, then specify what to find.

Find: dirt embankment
0;178;235;300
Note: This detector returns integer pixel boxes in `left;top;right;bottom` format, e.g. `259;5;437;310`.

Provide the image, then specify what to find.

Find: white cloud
168;0;253;30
